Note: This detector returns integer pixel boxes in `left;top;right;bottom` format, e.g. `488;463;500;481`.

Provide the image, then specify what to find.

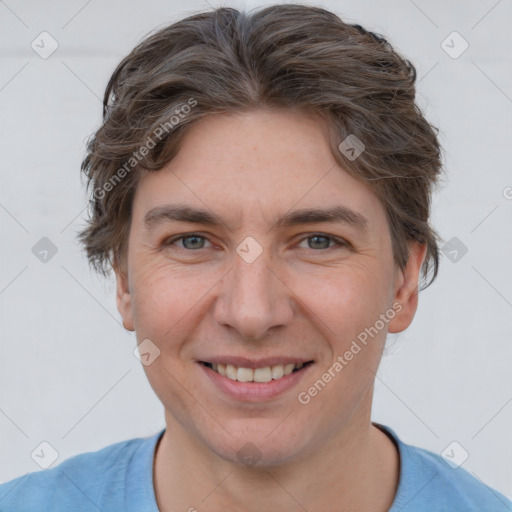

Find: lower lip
198;362;313;402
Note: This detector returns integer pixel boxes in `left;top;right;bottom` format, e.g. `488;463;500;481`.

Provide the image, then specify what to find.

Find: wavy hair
78;4;444;290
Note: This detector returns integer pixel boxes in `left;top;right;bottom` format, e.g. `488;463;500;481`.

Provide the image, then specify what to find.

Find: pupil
309;236;329;249
184;236;203;249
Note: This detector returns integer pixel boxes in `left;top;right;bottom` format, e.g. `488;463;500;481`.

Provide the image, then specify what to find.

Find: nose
213;246;295;341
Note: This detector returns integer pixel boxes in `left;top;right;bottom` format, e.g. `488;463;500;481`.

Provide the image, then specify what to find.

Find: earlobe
114;265;135;332
388;241;427;334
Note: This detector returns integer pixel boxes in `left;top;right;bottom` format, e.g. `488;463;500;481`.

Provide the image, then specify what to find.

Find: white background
1;0;511;501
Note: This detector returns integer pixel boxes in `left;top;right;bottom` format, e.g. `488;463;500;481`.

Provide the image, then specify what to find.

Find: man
1;4;511;511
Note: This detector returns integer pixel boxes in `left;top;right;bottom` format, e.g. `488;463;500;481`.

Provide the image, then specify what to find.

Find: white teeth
208;362;308;382
254;367;272;383
237;367;253;382
226;364;237;380
271;365;284;379
283;363;295;375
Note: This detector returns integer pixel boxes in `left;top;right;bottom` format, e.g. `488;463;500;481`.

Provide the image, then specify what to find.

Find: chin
204;429;309;469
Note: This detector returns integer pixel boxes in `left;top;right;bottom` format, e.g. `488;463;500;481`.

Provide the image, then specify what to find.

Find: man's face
116;109;424;465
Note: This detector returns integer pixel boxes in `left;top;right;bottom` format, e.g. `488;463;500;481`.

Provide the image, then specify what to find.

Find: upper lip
198;356;314;369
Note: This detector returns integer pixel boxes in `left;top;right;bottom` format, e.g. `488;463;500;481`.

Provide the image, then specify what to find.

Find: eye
297;233;348;251
164;233;212;250
163;232;349;252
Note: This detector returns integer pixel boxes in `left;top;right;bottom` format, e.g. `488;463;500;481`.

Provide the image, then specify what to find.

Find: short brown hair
78;4;444;290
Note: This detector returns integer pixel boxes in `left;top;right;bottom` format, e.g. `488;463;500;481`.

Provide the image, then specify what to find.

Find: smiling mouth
200;361;314;383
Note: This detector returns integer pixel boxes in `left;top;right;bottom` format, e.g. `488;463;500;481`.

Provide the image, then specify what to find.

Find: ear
114;263;135;332
387;241;427;334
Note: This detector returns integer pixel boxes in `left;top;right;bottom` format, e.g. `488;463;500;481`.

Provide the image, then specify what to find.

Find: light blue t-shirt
1;422;511;511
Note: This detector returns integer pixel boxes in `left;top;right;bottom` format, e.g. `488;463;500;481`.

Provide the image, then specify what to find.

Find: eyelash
163;232;349;252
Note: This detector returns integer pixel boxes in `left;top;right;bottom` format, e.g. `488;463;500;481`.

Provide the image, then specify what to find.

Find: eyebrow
143;203;369;233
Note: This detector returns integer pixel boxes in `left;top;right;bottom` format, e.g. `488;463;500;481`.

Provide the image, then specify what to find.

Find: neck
153;402;399;511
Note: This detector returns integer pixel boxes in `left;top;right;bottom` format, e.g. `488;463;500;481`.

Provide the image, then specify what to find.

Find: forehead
132;109;388;233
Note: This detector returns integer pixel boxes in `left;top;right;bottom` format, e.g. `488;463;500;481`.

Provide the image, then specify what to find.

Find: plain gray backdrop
1;0;511;499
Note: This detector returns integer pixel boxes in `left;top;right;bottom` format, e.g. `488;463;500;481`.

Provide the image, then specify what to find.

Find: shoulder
0;431;162;512
376;423;512;512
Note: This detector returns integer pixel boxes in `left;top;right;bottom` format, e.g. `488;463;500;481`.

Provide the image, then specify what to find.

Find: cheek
300;267;392;410
129;259;186;336
129;256;219;341
305;261;392;340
